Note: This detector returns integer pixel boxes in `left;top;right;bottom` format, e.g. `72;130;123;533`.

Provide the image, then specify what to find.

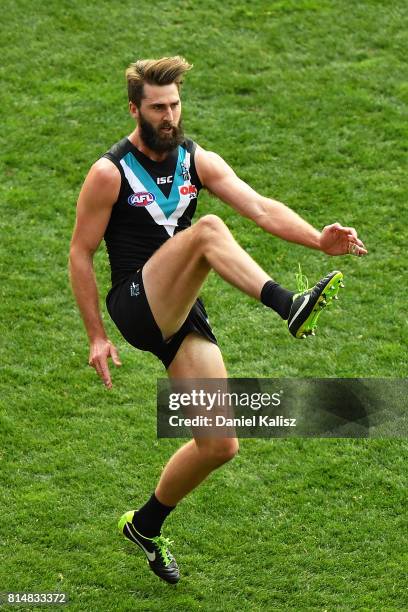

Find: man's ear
129;101;139;120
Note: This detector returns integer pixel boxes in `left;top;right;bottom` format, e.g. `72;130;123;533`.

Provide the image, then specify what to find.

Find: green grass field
1;0;407;610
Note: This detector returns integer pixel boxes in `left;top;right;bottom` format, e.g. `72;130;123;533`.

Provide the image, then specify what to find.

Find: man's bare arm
69;158;122;388
195;148;367;256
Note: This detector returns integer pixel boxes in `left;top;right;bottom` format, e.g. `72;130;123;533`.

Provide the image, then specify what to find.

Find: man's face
131;83;184;153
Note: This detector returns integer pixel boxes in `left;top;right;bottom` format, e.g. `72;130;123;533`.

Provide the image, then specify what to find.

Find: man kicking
69;56;367;584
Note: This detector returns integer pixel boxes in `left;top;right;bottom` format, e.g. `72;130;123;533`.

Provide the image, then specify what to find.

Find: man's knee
195;214;228;248
198;437;239;467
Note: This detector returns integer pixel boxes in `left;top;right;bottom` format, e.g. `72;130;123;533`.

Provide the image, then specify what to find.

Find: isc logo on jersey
179;185;197;199
157;175;173;184
128;192;155;207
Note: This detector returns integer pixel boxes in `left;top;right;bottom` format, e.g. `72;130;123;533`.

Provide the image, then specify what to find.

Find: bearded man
69;56;367;584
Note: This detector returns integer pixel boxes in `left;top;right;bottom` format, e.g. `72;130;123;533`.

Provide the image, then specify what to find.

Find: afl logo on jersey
128;192;155;207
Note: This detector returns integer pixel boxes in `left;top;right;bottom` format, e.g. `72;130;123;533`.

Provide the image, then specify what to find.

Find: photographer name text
168;415;296;428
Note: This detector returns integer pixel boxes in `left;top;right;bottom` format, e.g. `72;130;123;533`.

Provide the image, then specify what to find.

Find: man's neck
128;129;169;163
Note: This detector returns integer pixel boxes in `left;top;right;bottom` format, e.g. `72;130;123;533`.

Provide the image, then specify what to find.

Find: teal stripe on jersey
123;147;186;219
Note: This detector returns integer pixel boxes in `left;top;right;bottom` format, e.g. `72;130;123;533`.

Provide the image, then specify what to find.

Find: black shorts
106;268;218;369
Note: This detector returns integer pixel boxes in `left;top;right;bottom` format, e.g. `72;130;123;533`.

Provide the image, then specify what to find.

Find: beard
138;112;184;153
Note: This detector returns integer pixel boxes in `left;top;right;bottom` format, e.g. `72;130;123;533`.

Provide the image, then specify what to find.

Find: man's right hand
88;338;122;389
70;158;123;389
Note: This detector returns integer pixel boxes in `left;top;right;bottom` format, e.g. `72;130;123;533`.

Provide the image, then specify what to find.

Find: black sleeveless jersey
103;137;202;286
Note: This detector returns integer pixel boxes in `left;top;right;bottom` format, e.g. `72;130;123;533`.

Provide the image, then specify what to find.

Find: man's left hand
320;223;368;256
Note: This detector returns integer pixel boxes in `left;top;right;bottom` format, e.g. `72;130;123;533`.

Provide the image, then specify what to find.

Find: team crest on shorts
130;282;140;297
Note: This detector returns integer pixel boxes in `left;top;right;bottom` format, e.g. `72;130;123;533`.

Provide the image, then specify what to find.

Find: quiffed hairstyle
126;56;192;107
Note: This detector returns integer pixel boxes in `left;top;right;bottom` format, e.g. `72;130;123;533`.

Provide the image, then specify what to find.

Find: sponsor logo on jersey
128;192;155;207
157;175;173;185
179;184;197;199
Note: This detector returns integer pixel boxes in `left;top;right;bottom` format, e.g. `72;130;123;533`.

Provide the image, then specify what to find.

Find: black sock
132;493;175;538
261;280;295;320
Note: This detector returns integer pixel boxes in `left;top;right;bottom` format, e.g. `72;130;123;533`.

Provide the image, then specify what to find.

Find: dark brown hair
126;56;192;107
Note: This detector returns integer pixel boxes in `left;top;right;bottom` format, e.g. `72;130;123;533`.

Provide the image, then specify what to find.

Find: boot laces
295;263;309;294
151;534;174;566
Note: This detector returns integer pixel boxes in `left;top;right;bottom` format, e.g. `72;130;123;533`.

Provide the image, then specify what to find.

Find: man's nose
164;106;174;122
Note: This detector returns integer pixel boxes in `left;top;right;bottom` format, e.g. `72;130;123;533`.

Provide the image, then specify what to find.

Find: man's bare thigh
167;332;227;379
142;223;210;339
